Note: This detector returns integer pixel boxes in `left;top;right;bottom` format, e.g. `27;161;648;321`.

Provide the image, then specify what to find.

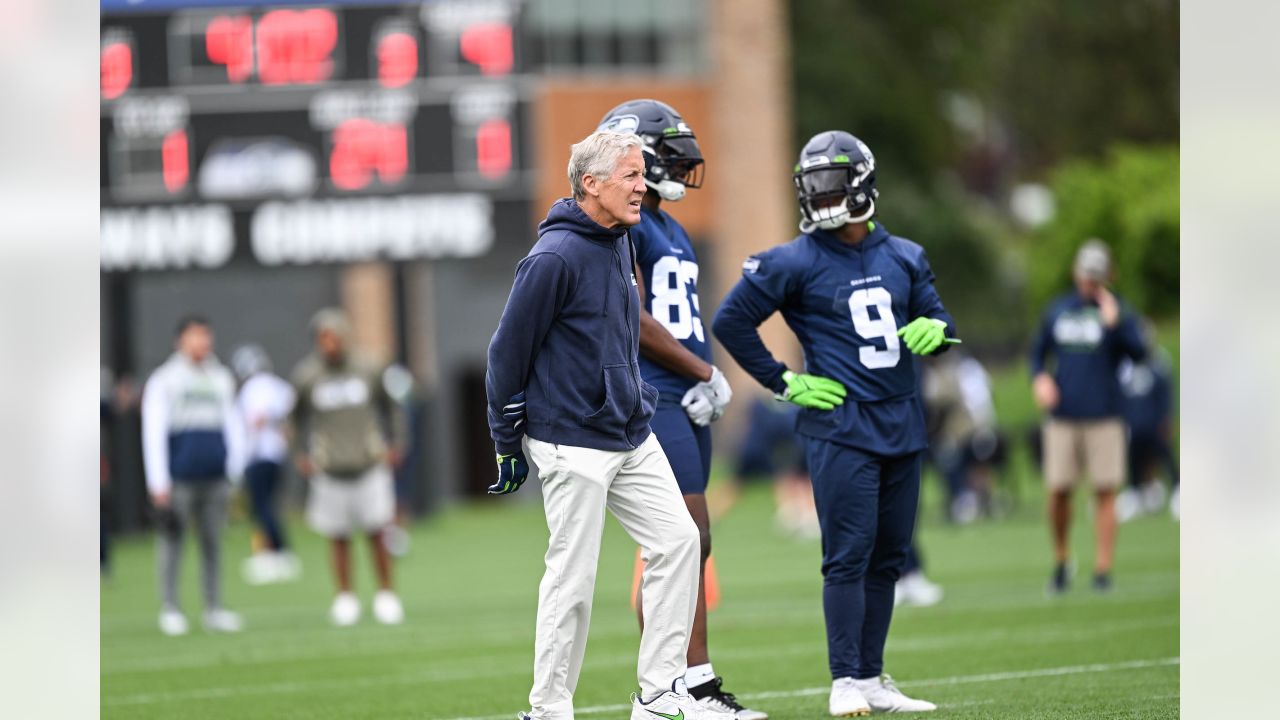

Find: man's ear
581;173;600;199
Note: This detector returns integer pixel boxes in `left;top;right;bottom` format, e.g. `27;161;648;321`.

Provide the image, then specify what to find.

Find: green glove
897;317;948;355
780;370;847;410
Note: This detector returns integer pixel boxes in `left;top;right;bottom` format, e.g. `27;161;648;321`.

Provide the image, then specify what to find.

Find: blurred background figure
141;315;245;636
895;545;943;609
922;351;1005;524
1030;240;1147;595
231;343;300;585
382;363;421;558
290;308;408;627
101;367;115;577
712;396;817;540
1117;320;1180;522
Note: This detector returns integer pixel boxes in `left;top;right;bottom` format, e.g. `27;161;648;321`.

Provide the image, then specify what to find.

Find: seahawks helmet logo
598;114;640;134
855;139;875;170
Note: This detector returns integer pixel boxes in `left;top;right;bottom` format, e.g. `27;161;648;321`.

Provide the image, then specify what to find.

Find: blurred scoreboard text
100;0;531;270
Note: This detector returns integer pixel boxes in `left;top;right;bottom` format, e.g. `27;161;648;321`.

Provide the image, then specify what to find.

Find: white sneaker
242;553;278;585
158;607;189;636
1116;489;1143;523
330;592;361;626
894;572;944;608
829;677;871;717
203;608;244;633
852;674;935;713
272;551;302;582
949;490;980;525
634;679;735;720
373;590;404;625
1141;480;1168;514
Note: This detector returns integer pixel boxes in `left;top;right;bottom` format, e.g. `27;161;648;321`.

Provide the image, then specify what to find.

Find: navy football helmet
598;98;704;201
793;130;878;232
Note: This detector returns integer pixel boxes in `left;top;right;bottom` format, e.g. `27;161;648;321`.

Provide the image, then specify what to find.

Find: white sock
685;663;716;689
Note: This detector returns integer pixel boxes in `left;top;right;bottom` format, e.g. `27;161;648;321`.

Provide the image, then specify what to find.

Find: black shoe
1092;572;1112;593
688;677;768;720
1047;562;1071;596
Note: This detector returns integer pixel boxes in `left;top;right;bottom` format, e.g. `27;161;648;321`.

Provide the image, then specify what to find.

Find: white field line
433;658;1179;720
104;656;1178;710
104;612;1176;677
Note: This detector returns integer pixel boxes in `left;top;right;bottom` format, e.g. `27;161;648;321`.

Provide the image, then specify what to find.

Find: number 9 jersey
712;222;955;456
632;205;714;406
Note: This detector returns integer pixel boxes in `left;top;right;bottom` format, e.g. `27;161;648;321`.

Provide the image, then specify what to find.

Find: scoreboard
100;0;532;271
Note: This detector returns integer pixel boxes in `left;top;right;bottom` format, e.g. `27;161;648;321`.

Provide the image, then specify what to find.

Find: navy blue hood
485;198;658;455
538;197;630;243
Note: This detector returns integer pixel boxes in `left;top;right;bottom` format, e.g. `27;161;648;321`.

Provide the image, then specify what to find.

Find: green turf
102;483;1178;719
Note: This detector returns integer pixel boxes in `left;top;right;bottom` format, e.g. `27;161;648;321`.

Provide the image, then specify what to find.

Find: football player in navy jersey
598;99;764;720
713;131;955;715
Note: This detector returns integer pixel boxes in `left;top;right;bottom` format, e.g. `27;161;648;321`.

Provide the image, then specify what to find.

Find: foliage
1027;146;1180;319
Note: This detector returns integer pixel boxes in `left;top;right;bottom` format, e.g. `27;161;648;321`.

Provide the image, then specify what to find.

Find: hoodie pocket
580;363;637;435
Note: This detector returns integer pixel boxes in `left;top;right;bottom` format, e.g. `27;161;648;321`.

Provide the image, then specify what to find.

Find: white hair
567;131;643;200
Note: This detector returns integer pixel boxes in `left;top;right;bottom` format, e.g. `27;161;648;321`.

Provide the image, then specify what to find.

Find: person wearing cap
231;343;300;585
289;308;409;626
1030;240;1147;594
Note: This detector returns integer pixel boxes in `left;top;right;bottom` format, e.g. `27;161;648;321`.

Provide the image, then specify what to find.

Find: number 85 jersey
632;206;714;405
712;222;955;455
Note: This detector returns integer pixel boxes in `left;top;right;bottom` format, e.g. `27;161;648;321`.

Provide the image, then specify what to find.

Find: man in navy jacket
485;131;719;720
1030;239;1147;594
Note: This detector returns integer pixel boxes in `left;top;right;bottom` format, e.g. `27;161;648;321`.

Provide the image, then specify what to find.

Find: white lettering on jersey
1053;310;1104;348
311;377;370;411
651;255;704;342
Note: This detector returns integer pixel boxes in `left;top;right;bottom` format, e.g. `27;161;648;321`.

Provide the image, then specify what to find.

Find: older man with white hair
485;131;724;720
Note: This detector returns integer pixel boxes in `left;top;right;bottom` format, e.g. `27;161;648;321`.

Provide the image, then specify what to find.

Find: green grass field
102;478;1178;720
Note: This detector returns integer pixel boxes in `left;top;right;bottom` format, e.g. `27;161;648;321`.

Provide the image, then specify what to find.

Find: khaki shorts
1042;418;1126;492
306;464;394;537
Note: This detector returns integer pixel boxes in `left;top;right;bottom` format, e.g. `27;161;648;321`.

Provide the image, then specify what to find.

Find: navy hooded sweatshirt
1029;291;1147;419
485;198;658;455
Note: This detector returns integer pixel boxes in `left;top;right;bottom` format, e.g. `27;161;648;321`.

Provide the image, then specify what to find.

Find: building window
524;0;707;75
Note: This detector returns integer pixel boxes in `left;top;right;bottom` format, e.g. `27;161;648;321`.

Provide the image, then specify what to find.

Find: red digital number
205;15;254;83
329;119;408;191
101;40;133;100
476;118;512;179
257;9;338;85
459;23;513;76
162;130;190;193
376;31;419;89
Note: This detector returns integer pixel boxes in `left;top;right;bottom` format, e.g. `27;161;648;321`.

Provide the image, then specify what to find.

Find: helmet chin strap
647;179;686;202
798;198;875;233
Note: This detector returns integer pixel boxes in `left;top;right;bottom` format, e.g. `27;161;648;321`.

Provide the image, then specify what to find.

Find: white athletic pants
525;434;700;719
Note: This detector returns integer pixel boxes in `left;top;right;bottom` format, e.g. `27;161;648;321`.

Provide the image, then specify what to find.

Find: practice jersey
713;222;955;456
238;372;296;464
290;352;407;479
141;352;245;493
1029;292;1146;419
632;206;713;406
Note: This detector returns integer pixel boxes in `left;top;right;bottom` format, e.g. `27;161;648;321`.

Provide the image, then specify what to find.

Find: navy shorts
650;404;712;495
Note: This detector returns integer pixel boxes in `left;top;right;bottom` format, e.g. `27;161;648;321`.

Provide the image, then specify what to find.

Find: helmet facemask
643;132;704;202
794;156;876;233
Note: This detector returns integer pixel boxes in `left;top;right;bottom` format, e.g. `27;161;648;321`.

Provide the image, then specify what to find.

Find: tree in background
789;0;1179;346
1028;146;1179;320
